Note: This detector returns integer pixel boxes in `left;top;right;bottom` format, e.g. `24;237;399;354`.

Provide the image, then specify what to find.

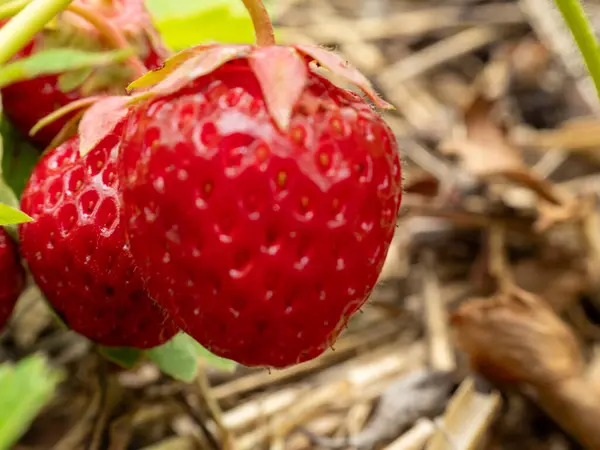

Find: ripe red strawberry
0;229;26;330
0;0;168;149
19;105;178;348
117;43;402;367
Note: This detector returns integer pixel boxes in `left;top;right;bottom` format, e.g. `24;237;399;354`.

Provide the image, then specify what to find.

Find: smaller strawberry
0;229;26;330
19;99;178;348
0;0;169;149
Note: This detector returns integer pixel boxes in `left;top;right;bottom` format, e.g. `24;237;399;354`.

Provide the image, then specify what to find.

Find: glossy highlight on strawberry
118;46;402;368
0;229;26;330
19;121;178;348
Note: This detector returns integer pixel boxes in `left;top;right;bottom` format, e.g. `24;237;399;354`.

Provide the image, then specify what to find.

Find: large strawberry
0;229;26;330
116;4;402;367
0;0;168;149
19;99;178;348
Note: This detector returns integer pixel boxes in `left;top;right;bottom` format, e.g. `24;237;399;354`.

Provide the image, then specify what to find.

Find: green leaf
0;115;40;198
57;67;93;92
146;0;281;51
148;333;236;381
192;340;236;372
0;48;133;89
0;203;31;225
0;115;31;236
0;183;19;239
147;333;200;382
98;346;144;369
0;355;62;450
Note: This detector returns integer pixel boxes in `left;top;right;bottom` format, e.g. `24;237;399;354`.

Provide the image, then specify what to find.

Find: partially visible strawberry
19;107;178;348
0;229;26;330
117;43;402;367
0;0;168;149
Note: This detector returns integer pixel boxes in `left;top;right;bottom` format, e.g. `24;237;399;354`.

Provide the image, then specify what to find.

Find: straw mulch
7;0;600;448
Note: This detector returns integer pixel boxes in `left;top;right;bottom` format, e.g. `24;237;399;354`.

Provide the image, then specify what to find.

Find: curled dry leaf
451;288;584;387
512;257;589;313
441;95;524;176
441;95;568;205
442;94;579;230
512;116;600;156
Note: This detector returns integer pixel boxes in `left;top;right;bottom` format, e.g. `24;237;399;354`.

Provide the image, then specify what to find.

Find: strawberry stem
240;0;275;46
0;0;74;65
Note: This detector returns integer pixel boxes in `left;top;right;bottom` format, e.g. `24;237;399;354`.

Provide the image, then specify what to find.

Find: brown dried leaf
403;173;440;197
513;257;589;313
513;116;600;154
9;286;53;348
452;288;584;387
442;96;524;175
535;194;585;232
483;169;563;205
534;377;600;450
444;95;571;214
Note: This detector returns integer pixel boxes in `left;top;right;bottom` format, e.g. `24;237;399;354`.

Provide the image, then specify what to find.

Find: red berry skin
119;60;402;367
19;125;178;348
0;0;168;149
0;229;26;330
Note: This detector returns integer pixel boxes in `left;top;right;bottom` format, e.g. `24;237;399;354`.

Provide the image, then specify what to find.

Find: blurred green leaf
192;340;236;372
0;113;34;236
0;48;133;89
147;332;200;382
0;203;31;225
146;0;280;51
0;354;62;450
58;67;93;92
98;346;145;369
0;176;17;211
0;116;40;199
147;332;236;381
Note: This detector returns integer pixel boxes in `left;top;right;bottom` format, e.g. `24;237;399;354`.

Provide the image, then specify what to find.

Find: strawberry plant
0;0;168;149
114;0;403;368
0;0;405;442
0;355;62;450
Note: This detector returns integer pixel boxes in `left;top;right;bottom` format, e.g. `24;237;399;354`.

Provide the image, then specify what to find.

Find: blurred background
6;0;600;449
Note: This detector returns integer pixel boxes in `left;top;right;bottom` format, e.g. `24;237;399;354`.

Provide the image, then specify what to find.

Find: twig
383;419;437;450
421;251;456;372
426;377;501;450
533;377;600;449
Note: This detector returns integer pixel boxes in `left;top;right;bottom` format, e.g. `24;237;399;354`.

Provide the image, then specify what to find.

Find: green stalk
0;0;74;65
0;0;29;21
554;0;600;99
